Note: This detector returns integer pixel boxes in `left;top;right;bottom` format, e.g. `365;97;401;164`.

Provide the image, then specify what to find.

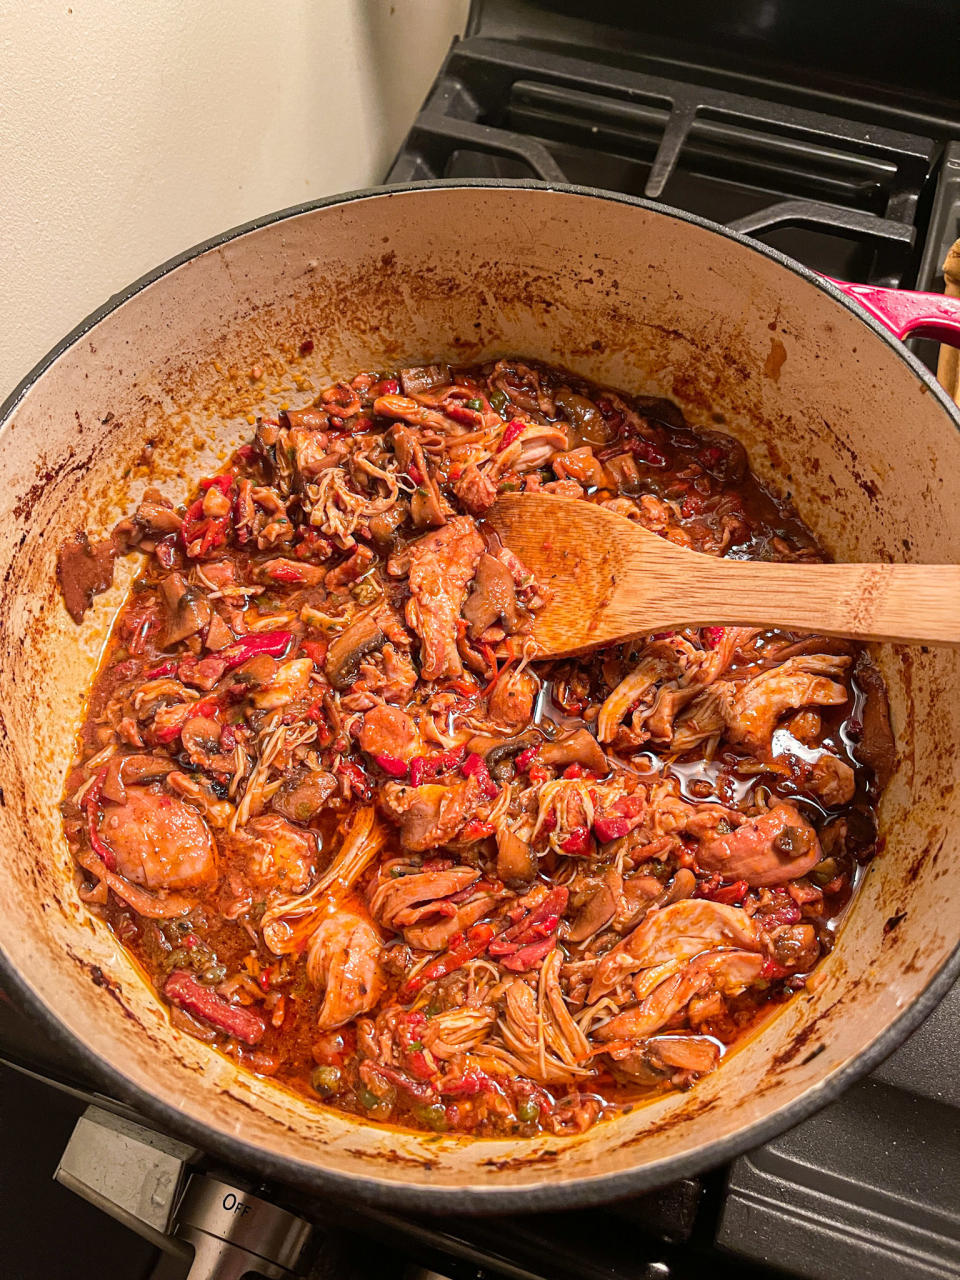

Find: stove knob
173;1173;311;1280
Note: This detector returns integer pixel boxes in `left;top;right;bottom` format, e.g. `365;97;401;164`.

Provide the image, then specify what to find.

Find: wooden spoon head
487;493;662;657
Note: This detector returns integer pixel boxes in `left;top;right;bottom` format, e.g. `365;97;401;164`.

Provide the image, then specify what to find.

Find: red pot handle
827;277;960;347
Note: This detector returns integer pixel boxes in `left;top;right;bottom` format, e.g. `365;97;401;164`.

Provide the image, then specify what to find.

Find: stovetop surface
5;3;960;1277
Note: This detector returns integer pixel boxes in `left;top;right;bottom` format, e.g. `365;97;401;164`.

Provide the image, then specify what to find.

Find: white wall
0;0;468;398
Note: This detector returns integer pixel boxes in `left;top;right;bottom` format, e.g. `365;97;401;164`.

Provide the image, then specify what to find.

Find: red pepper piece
407;462;424;485
336;758;373;801
144;660;178;679
444;403;482;428
408;745;466;788
235;443;256;464
218;630;292;671
461;752;498;799
703;626;725;649
515;744;540;771
164;970;265;1045
376;377;400;396
497;418;526;452
500;936;556;972
372;1063;436;1101
489;888;568;957
759;957;792;981
81;767;116;871
374;752;409;779
199;474;235;495
399;923;495;1001
695;877;750;906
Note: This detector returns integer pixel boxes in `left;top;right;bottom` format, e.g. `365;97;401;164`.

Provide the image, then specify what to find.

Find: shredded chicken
61;358;886;1139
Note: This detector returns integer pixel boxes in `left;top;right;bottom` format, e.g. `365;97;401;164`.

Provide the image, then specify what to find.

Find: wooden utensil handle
669;559;960;645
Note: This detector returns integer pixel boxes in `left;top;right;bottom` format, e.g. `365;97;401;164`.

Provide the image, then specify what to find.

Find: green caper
311;1065;342;1097
413;1102;448;1132
517;1098;540;1123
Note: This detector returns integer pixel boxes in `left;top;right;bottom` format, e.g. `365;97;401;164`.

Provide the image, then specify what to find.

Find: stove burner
388;37;937;288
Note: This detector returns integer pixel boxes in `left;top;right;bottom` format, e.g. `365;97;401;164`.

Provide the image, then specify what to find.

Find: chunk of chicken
717;654;851;758
595;949;764;1042
306;913;385;1030
241;814;318;894
369;867;480;932
696;801;821;888
453;462;498;515
487;667;538;729
358;704;419;762
378;778;480;851
393;517;484;681
98;786;217;891
588;899;760;1001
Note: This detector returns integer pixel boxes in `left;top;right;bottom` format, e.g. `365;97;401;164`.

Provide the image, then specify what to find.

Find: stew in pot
59;359;892;1137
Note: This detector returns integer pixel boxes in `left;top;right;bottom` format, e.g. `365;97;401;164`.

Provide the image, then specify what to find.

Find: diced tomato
80;767;116;871
515;744;540;771
562;763;594;781
561;826;591;856
593;815;632;843
301;639;328;668
703;626;725;649
459;817;495;842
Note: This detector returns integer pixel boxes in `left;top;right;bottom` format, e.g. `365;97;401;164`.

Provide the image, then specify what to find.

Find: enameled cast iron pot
1;182;958;1213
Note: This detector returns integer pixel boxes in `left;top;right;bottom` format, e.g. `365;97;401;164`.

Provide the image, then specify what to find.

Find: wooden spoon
487;494;960;656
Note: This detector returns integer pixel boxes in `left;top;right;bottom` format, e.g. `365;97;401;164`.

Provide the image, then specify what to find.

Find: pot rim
1;179;958;1214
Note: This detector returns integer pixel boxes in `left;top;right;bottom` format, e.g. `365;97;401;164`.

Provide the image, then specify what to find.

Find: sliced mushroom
271;768;337;822
540;728;608;775
390;425;445;529
853;656;896;789
462;553;520;638
101;753;176;804
566;867;621;943
160;572;212;645
496;826;537;888
368;503;408;551
399;365;450;396
324;609;386;690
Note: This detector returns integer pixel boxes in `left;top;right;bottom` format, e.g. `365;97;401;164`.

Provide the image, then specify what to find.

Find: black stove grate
388;36;938;287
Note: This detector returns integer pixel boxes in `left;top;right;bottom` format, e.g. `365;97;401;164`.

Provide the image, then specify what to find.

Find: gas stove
4;3;959;1277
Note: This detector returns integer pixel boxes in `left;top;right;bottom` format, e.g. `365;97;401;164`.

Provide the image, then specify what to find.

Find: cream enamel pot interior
0;182;958;1213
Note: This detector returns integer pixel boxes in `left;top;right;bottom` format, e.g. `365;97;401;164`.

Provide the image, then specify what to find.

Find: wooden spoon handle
664;558;960;645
